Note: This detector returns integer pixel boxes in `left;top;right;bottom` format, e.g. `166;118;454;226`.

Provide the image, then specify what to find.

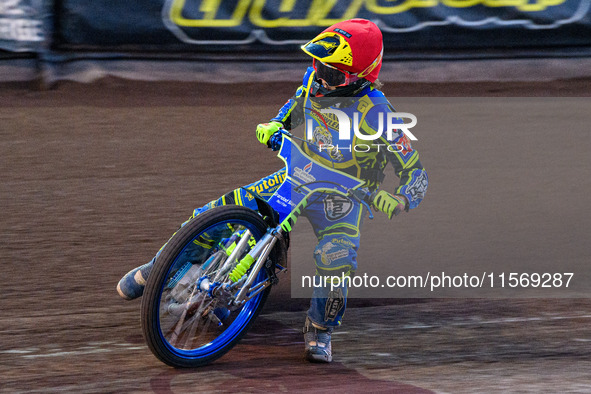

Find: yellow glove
373;191;407;219
256;121;282;145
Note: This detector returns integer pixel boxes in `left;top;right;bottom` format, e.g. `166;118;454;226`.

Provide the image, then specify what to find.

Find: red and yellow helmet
301;19;383;84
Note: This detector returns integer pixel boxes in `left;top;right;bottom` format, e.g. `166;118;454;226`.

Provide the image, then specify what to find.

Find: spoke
202;252;226;279
182;316;200;349
194;307;216;347
169;286;201;346
181;298;215;349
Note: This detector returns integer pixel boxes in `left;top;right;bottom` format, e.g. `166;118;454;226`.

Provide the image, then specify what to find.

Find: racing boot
303;317;333;363
116;259;154;300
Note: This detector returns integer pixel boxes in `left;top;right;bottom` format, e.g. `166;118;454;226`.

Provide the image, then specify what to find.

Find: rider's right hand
256;121;282;145
373;190;407;219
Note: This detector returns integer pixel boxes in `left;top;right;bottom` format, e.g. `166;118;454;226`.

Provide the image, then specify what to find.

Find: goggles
314;59;348;87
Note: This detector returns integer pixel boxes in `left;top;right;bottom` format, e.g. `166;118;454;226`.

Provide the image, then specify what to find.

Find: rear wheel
141;206;272;367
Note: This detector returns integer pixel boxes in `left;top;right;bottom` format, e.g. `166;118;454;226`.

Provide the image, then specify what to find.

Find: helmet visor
301;32;353;67
314;60;346;87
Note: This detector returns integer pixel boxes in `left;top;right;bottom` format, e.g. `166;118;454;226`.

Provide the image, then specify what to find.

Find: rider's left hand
256;121;282;145
373;191;407;219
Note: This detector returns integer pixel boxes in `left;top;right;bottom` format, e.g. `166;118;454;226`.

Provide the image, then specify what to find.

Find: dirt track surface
1;78;590;393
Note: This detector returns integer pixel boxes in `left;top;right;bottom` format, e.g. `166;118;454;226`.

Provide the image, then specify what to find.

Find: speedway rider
117;18;428;363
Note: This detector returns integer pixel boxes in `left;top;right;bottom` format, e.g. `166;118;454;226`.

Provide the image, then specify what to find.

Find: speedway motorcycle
140;129;377;367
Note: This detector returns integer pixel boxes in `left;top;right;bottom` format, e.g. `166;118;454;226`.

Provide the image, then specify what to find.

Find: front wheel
141;206;273;367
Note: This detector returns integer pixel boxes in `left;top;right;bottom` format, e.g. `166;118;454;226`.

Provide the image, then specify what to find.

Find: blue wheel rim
156;219;266;359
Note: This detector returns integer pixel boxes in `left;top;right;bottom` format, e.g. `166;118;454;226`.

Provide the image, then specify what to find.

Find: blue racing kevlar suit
163;68;428;328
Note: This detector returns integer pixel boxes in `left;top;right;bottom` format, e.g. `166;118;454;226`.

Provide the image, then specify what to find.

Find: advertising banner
54;0;591;54
0;0;47;52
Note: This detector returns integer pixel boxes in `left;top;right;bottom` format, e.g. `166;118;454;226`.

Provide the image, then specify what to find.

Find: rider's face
318;79;337;91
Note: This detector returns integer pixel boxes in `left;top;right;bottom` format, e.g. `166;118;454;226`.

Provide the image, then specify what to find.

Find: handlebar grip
268;130;284;151
267;129;286;152
366;190;378;205
351;188;376;205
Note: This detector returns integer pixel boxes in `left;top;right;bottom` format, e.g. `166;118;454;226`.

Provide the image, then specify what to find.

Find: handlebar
349;188;375;205
349;188;376;220
267;129;290;151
